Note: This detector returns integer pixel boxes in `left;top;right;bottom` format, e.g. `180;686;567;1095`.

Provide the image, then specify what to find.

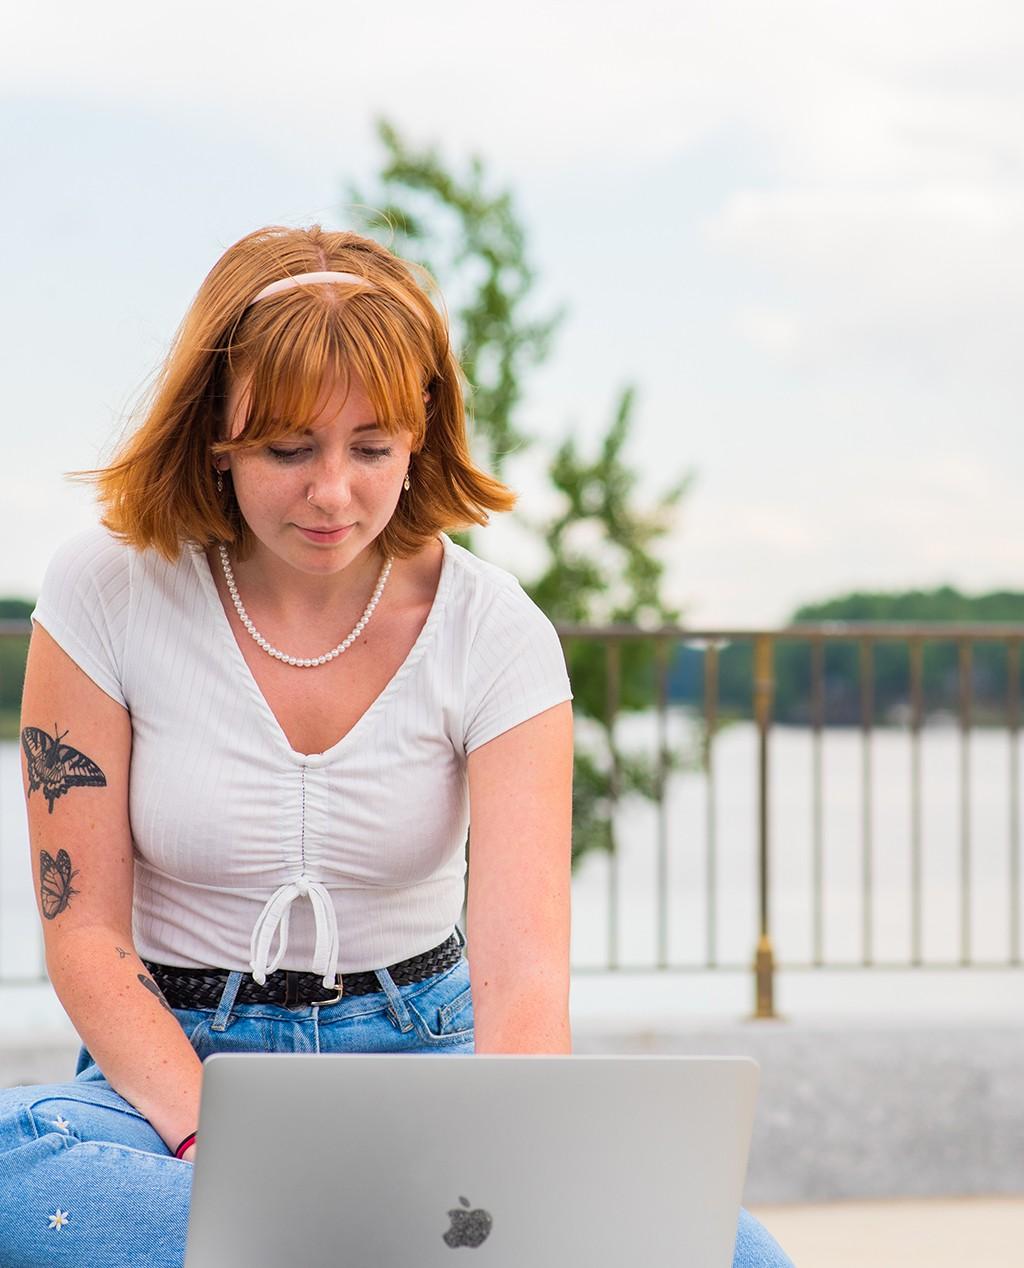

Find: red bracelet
174;1132;197;1159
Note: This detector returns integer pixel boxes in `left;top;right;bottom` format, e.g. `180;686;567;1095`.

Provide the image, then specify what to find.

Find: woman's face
218;370;413;576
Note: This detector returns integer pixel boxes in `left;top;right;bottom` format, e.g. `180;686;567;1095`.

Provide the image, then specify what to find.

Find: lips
296;524;354;543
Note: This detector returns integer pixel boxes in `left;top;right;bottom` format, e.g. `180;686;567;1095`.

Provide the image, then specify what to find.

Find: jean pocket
404;965;475;1044
437;985;474;1033
175;1008;212;1045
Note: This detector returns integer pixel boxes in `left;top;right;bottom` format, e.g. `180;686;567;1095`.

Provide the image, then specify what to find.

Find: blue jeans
0;955;791;1267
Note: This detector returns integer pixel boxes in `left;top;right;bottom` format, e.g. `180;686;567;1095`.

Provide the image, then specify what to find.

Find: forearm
47;926;203;1154
470;972;572;1054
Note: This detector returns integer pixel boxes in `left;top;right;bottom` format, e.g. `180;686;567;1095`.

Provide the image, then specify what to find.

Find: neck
219;539;391;626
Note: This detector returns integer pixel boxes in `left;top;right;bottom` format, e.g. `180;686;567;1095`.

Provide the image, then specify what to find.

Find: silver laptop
184;1053;758;1268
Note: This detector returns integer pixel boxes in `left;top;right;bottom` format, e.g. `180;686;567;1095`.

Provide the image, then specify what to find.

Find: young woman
0;225;791;1267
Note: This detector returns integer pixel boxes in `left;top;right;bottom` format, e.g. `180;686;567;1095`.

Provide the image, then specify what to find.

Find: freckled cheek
369;465;405;492
230;470;301;526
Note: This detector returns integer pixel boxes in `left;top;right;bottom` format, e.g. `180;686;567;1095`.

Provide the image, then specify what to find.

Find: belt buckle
313;974;344;1006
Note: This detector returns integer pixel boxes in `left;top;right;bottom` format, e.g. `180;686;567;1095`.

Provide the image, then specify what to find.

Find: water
3;719;1023;1035
570;714;1023;970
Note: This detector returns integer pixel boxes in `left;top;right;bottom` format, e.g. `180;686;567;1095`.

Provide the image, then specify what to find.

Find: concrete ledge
4;1017;1022;1204
573;1017;1024;1203
0;1036;81;1089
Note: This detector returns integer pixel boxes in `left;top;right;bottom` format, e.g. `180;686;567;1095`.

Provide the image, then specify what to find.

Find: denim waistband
208;925;467;1033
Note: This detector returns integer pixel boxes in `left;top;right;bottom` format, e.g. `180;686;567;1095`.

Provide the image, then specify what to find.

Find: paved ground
748;1196;1024;1267
572;1015;1024;1204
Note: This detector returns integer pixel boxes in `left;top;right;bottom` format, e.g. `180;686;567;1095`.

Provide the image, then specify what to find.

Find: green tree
349;119;561;486
352;121;690;865
522;388;691;863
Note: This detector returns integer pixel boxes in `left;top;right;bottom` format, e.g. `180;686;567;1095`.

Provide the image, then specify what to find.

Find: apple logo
443;1196;493;1248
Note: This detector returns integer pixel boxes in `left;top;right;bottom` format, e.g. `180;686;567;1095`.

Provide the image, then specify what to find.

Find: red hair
76;225;515;561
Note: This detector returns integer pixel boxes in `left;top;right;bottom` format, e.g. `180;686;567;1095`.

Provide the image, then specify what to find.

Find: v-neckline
190;534;453;766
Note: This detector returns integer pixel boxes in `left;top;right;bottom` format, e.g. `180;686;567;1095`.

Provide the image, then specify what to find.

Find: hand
182;1143;196;1164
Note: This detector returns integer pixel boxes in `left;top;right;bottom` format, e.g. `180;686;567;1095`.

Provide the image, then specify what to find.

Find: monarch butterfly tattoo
22;723;106;814
39;848;80;920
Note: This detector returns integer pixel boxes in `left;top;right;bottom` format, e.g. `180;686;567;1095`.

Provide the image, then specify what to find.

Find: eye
357;446;392;461
267;447;310;462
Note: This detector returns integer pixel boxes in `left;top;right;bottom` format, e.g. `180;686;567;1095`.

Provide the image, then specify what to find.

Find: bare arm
22;623;202;1159
465;700;574;1053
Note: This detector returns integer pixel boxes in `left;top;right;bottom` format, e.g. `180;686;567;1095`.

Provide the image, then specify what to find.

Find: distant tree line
668;586;1024;726
0;598;32;735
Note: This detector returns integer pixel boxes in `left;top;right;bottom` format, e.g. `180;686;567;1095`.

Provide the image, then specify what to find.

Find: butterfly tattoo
39;848;80;920
22;724;106;814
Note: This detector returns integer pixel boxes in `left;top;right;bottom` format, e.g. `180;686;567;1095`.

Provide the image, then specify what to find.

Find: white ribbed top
31;526;573;984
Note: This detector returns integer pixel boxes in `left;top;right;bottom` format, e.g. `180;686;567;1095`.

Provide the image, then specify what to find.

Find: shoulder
440;537;573;754
439;533;522;594
31;525;140;706
38;524;134;596
439;534;551;638
35;523;198;618
439;533;568;685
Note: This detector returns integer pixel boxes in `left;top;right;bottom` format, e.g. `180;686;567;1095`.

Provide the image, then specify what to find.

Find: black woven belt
143;932;463;1010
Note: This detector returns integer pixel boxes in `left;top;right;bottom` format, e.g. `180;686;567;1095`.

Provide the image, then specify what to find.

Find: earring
216;468;224;494
403;472;411;492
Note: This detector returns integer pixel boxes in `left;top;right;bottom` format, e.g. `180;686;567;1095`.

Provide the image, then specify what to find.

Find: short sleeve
463;581;573;755
31;527;132;709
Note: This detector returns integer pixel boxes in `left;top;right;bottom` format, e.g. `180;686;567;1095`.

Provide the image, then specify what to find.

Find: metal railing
556;622;1024;1017
4;621;1024;1017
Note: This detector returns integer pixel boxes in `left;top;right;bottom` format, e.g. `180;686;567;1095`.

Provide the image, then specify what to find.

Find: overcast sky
3;1;1022;623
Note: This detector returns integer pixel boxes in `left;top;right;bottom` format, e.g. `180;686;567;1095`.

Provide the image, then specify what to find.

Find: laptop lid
184;1053;758;1268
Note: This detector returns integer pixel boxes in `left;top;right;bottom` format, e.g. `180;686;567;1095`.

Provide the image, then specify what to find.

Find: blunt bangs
213;286;430;456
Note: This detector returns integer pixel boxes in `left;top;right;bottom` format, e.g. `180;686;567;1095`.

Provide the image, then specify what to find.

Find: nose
305;455;353;513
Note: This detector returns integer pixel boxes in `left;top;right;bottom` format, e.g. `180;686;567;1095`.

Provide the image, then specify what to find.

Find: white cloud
734;305;802;359
706;184;1024;371
6;1;1019;172
4;1;1024;624
710;186;1024;298
670;448;1023;625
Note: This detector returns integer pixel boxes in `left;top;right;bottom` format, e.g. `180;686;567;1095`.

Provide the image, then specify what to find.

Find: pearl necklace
217;543;393;668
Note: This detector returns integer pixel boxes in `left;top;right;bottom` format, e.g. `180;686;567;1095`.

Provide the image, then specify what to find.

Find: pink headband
249;270;373;304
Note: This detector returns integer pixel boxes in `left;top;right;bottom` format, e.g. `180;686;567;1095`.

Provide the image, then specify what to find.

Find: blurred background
2;3;1023;1260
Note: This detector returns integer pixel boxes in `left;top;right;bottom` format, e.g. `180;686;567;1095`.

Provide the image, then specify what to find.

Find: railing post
751;634;779;1019
704;641;720;969
605;639;621;971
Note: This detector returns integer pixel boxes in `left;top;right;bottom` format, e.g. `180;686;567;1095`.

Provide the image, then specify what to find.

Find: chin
292;530;374;565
